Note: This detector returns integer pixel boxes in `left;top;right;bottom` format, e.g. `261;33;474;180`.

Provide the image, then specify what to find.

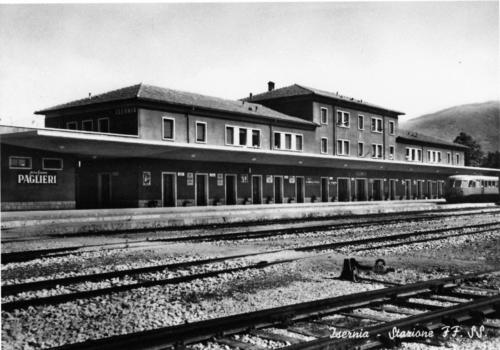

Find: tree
453;132;483;167
482;151;500;169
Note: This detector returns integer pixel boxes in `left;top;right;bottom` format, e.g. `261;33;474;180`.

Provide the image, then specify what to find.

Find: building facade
1;82;496;211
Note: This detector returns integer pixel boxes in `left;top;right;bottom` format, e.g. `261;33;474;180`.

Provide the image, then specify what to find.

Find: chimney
88;92;92;99
249;92;253;100
267;81;275;92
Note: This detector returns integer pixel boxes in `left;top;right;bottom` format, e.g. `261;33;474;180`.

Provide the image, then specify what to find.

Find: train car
445;175;500;203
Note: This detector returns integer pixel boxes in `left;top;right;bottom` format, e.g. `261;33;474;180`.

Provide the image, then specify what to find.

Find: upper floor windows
162;117;175;140
296;135;303;151
321;138;328;154
98;118;110;133
427;150;442;163
9;156;32;169
336;110;350;127
358;115;364;130
336;139;349;156
372;144;383;158
389;121;395;135
320;108;328;125
42;158;63;171
406;147;422;162
358;142;364;157
274;132;303;151
371;117;383;133
82;120;93;131
66;121;78;130
447;152;451;164
389;145;395;159
227;126;261;148
456;154;460;164
196;121;207;143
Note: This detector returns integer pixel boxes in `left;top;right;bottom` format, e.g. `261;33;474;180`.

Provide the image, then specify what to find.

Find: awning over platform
1;126;498;176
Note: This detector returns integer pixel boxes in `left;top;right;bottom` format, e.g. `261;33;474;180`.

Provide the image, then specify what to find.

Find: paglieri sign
17;170;57;184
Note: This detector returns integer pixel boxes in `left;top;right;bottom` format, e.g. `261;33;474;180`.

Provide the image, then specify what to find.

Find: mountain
400;101;500;153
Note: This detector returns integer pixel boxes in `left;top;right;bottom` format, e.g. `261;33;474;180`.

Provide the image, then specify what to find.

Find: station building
1;82;497;211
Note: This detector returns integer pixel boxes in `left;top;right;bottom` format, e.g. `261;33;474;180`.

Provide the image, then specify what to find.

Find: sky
0;1;498;127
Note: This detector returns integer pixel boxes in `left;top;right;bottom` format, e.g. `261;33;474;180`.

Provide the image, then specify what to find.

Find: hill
400;101;500;153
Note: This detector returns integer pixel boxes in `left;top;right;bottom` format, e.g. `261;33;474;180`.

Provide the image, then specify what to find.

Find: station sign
17;170;57;184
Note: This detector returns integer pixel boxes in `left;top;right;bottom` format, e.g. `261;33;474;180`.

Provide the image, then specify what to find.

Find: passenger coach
1;82;498;211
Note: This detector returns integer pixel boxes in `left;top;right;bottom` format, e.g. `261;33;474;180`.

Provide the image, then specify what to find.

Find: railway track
3;221;499;311
49;271;500;350
3;207;500;264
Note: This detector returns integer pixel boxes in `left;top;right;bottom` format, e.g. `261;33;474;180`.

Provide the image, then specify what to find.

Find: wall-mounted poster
209;173;216;177
142;171;151;186
240;174;248;183
177;172;185;176
266;175;273;183
289;176;295;184
187;172;194;186
217;174;223;186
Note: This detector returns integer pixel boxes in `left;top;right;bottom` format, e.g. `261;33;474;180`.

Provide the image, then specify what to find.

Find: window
162;117;174;140
372;144;383;158
295;135;303;151
226;126;261;148
389;121;395;135
406;147;421;162
274;132;303;151
336;110;350;127
226;126;235;145
285;134;292;149
371;117;383;132
239;128;247;146
456;154;460;164
389;145;395;159
358;115;364;130
82;120;93;131
427;150;442;163
447;152;451;164
321;138;328;154
252;130;261;147
337;139;349;155
320;108;328;125
9;156;32;169
274;132;281;149
358;142;364;157
98;118;110;133
66;121;78;130
196;122;207;143
42;158;63;171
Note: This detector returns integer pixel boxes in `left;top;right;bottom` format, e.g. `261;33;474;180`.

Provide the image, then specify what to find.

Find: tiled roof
397;129;468;150
35;83;316;126
244;84;405;115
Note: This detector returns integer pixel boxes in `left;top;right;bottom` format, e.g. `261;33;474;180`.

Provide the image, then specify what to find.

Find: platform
2;200;499;239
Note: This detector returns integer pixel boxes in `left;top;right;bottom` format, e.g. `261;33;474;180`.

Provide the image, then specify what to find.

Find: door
296;177;304;203
162;173;176;207
405;180;412;199
98;173;112;208
274;176;283;204
252;176;262;204
373;179;383;200
338;178;350;202
356;179;366;201
389;179;396;200
225;175;236;205
196;174;208;206
321;177;329;202
417;181;424;199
